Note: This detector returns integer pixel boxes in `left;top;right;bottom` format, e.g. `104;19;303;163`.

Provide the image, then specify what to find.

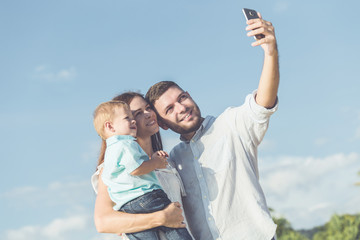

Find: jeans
120;189;192;240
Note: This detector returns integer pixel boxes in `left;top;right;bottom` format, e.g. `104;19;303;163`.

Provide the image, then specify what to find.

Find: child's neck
136;137;153;157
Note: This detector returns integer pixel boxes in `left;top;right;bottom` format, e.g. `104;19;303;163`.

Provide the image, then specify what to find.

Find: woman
91;92;193;239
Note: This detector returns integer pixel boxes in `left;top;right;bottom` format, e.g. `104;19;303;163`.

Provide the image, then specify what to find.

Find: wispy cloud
33;65;77;82
2;213;127;240
355;126;360;139
340;106;360;141
0;179;121;240
273;0;290;13
3;152;360;236
314;137;330;146
3;215;91;240
1;186;39;197
260;152;360;229
1;180;91;209
259;139;277;152
81;140;103;164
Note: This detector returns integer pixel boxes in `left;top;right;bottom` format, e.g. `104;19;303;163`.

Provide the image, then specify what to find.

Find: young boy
93;100;192;240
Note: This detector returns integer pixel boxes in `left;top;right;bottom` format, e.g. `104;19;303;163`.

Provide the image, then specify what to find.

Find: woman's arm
94;171;186;234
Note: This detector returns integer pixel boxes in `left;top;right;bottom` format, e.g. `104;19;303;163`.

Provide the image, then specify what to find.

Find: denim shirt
168;91;278;240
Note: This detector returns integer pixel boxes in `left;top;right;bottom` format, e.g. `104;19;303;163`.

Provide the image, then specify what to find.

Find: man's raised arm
246;12;279;108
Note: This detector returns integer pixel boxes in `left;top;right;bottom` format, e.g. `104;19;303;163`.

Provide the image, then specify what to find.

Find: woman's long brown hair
96;92;163;168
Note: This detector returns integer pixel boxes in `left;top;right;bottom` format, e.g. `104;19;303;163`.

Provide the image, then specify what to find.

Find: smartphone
242;8;265;39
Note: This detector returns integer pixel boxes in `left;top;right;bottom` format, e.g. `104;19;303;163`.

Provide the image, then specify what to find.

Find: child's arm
131;150;168;176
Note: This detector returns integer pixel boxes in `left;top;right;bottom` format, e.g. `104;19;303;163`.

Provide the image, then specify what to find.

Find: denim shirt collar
180;116;215;143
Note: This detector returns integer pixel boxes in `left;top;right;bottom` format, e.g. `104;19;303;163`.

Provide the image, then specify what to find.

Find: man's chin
176;119;202;135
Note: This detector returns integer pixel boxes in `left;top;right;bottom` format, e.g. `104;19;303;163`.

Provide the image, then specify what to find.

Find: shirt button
208;217;212;221
203;195;207;199
199;174;202;178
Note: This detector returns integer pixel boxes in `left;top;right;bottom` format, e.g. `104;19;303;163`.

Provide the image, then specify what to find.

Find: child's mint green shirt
102;135;161;210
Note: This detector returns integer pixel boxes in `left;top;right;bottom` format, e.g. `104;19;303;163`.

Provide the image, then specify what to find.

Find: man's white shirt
169;91;278;240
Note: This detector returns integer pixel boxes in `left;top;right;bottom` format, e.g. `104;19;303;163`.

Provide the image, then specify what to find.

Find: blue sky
1;0;359;239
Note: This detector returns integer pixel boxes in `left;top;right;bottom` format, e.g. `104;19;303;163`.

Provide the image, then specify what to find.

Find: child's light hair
93;100;129;140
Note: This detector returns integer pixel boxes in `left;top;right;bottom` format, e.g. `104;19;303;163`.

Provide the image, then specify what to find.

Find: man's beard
161;104;202;135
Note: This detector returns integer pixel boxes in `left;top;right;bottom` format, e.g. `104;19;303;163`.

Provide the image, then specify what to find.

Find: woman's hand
161;202;186;228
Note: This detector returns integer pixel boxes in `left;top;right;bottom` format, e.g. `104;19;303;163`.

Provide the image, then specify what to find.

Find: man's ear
158;119;169;130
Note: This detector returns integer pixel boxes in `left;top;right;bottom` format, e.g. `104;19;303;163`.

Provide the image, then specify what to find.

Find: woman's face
129;96;159;139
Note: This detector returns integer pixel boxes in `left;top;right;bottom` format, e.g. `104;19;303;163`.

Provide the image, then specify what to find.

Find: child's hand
150;150;168;169
156;150;169;158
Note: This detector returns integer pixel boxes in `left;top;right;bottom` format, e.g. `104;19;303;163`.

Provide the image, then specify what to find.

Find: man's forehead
155;87;183;104
154;86;183;111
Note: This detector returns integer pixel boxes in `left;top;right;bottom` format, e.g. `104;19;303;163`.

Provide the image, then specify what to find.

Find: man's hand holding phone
243;8;278;56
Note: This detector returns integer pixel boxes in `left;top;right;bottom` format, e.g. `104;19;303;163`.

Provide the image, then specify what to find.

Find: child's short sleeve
102;139;149;184
121;140;149;174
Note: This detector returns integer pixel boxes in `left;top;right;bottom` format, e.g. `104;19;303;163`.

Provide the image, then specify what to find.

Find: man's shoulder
209;106;245;126
168;141;188;164
169;141;186;155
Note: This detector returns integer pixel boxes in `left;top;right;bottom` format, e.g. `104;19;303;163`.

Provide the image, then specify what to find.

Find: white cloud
259;139;277;152
3;215;93;240
42;216;87;238
91;234;123;240
0;179;119;240
308;202;332;213
34;65;77;82
3;152;359;235
259;152;360;229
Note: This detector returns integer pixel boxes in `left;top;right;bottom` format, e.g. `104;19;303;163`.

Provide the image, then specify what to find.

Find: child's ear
158;119;169;130
104;121;114;132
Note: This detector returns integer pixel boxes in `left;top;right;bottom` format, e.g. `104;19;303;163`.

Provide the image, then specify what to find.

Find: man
145;13;279;240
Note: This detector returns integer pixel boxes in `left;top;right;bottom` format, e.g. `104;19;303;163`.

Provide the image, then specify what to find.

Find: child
93;100;192;240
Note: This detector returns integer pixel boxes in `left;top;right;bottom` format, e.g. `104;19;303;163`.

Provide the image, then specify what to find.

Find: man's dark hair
145;81;183;108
